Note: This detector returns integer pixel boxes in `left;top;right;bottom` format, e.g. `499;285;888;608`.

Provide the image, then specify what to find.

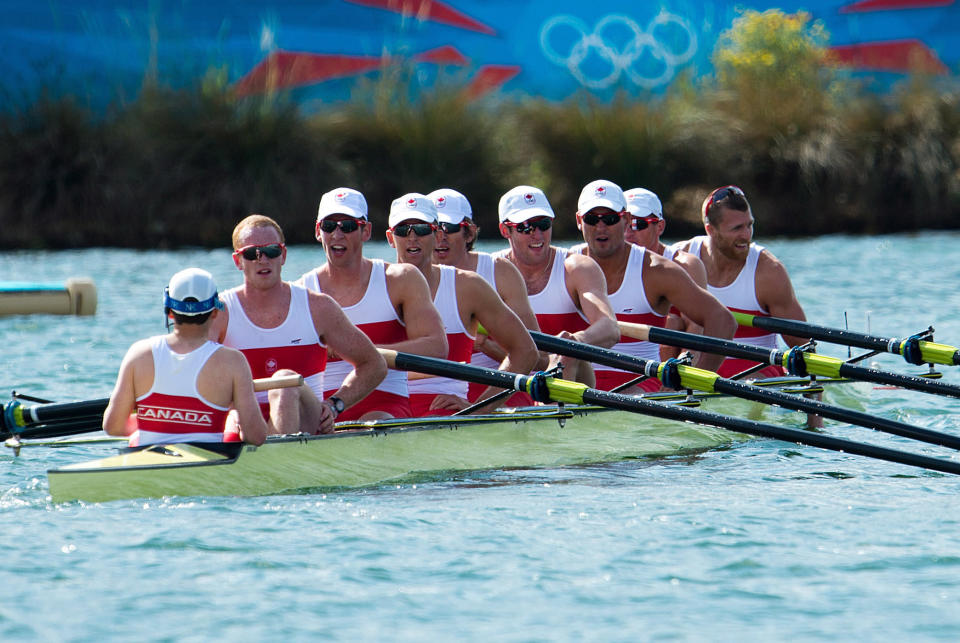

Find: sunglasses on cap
630;215;661;231
438;221;469;234
505;218;552;234
234;243;285;261
317;218;366;234
392;222;437;237
581;211;624;226
705;185;745;213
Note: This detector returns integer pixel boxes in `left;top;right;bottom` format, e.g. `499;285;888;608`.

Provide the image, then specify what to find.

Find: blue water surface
1;233;960;641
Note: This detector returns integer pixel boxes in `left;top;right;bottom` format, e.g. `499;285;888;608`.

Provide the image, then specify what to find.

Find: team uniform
570;243;665;392
130;336;232;447
468;252;534;406
686;236;786;378
221;284;328;417
300;259;412;420
407;265;475;416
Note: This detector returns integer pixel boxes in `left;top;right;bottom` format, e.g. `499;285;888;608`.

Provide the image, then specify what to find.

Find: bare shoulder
757;248;791;281
206;343;250;373
123;337;155;363
493;254;524;280
672;238;695;252
563;249;601;273
385;261;425;286
456;267;497;298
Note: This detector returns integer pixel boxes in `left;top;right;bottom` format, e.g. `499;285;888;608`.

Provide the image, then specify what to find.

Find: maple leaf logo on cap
524;193;536;205
595;186;606;196
407;198;417;207
436;197;446;208
335;192;347;201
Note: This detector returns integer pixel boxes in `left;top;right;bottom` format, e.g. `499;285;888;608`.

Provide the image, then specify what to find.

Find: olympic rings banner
0;0;956;106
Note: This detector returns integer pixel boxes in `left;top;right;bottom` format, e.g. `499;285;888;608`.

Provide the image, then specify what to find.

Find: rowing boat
0;278;97;316
46;394;760;503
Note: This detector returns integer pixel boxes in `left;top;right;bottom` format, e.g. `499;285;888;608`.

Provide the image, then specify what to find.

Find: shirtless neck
316;257;373;307
237;281;291;329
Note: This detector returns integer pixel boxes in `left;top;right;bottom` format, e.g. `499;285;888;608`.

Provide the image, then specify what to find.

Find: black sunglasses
234;243;285;261
705;185;745;213
506;218;552;234
318;218;365;234
630;215;660;231
581;212;623;226
438;221;468;234
392;222;436;237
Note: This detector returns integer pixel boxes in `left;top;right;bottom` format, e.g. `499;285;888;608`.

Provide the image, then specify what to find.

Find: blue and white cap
427;188;472;225
164;268;223;315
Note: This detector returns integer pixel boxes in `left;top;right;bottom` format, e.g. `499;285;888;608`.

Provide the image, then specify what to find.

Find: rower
570;180;735;392
211;214;386;434
623;187;710;359
387;192;537;415
103;268;268;447
674;185;810;378
300;188;447;421
427;187;544;406
497;185;619;386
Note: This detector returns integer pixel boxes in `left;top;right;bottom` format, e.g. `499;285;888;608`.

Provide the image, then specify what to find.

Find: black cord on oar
453;365;565;416
733;312;960;367
621;322;960;401
377;348;960;477
532;329;960;453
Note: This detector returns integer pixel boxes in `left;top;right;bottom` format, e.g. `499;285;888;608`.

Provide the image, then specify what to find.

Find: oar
618;322;960;401
532;330;960;452
377;349;960;477
732;311;960;367
2;374;304;441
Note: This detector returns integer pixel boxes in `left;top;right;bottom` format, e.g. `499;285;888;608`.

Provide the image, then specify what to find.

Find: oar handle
4;375;304;430
617;321;652;342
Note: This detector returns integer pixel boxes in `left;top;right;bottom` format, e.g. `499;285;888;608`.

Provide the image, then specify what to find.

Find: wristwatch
326;395;345;418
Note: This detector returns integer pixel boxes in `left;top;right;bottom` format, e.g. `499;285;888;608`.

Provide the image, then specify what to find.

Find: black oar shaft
580;388;960;477
535;329;960;451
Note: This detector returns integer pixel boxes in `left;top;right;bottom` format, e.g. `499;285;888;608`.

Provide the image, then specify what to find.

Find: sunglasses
317;218;365;234
234;243;285;261
581;212;624;226
630;215;661;231
505;218;552;234
438;221;468;234
392;222;436;237
705;185;745;213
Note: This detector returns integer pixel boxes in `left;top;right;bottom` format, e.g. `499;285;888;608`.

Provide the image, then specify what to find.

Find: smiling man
496;184;619;385
300;188;447;421
570;180;734;392
211;214;386;435
386;193;537;415
674;185;809;378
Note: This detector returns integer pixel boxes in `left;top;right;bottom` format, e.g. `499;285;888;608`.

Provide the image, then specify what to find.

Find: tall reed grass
0;10;957;248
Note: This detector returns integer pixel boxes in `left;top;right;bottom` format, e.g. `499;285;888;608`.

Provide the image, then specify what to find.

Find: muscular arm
102;342;149;437
225;350;269;446
462;272;539;411
565;254;619;348
756;252;809;347
652;258;736;372
311;293;388;410
383;263;448;359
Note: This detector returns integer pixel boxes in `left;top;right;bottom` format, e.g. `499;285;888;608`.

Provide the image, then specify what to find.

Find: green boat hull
47;404;745;503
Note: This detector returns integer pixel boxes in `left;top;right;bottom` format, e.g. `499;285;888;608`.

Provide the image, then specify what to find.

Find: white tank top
408;265;474;397
686;235;778;350
300;259;409;396
662;245;677;261
221;284;326;406
526;247;589;336
133;336;230;446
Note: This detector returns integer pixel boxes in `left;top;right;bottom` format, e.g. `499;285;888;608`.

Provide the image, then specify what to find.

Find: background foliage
1;9;958;248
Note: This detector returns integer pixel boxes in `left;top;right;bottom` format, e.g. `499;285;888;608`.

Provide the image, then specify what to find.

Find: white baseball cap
164;268;222;315
428;188;472;225
317;187;368;221
498;186;555;223
389;193;438;228
578;179;627;214
624;188;663;220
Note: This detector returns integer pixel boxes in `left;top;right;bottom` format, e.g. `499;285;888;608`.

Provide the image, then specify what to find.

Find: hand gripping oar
619;322;960;401
1;374;304;441
732;312;960;367
377;349;960;477
532;330;960;452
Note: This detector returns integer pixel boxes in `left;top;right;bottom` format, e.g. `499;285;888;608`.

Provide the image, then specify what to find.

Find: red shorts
467;381;535;407
594;370;663;393
717;359;787;380
327;390;412;422
409;394;459;417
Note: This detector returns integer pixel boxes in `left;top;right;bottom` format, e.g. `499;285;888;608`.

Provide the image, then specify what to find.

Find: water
2;233;960;640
